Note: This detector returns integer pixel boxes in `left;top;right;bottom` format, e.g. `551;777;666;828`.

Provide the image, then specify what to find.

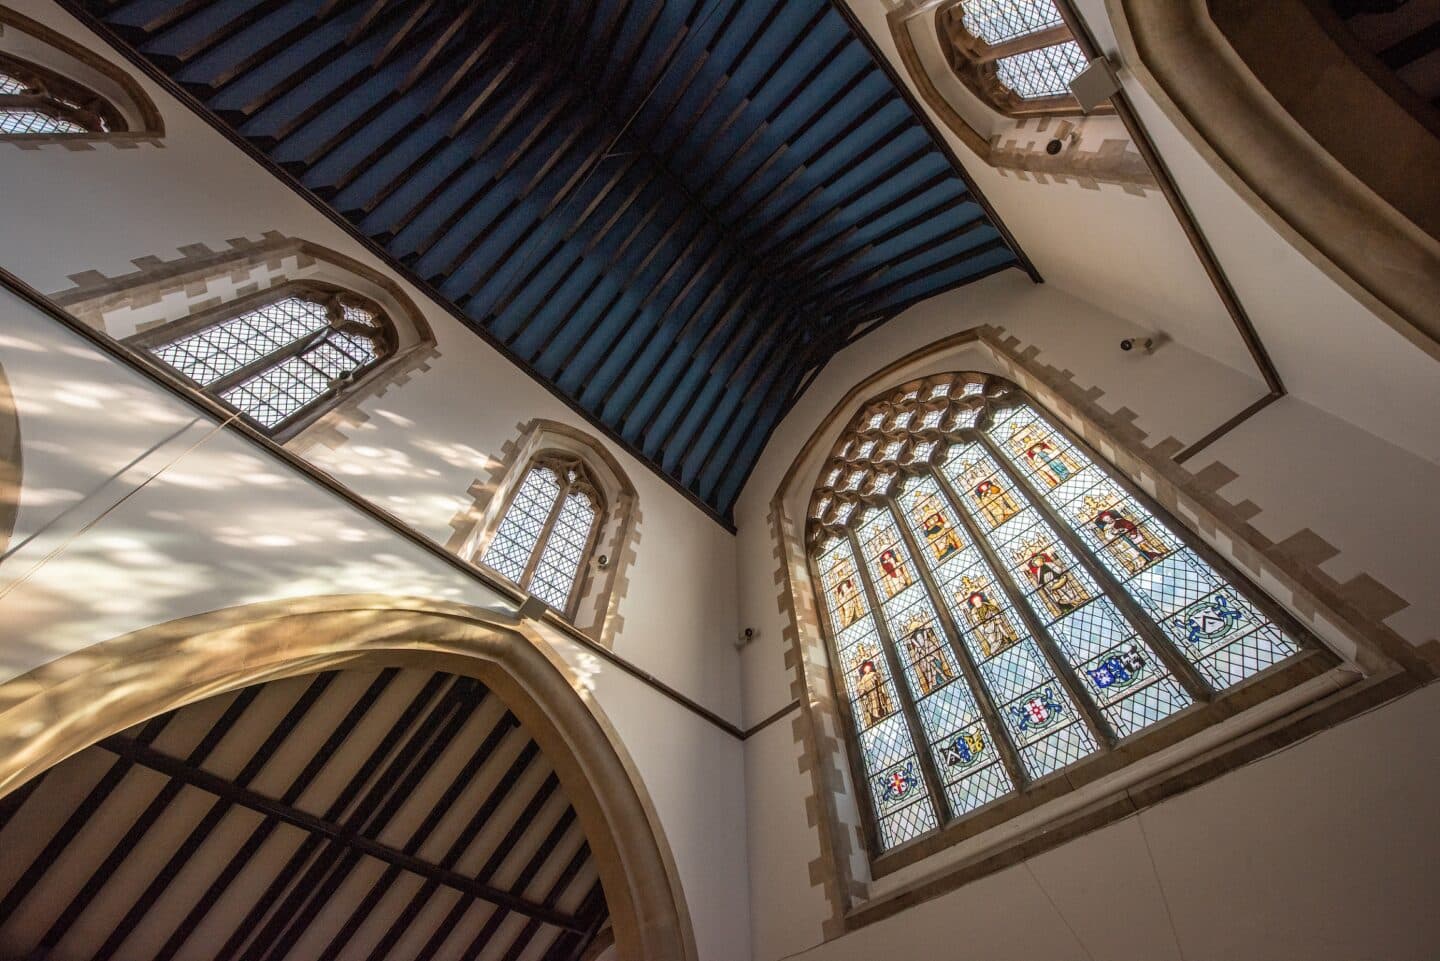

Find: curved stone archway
0;594;697;961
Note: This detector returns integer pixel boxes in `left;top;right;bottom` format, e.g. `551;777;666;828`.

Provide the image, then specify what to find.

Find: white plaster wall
0;0;742;725
0;284;751;961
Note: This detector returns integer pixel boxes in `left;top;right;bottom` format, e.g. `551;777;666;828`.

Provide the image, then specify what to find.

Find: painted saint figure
1018;538;1090;618
830;557;865;628
1082;495;1168;574
912;491;964;562
904;619;954;695
851;645;895;727
956;576;1019;658
970;476;1021;527
1008;424;1082;489
869;529;913;597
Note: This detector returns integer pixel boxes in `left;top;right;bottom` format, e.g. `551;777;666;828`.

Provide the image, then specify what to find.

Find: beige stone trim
887;6;1156;194
0;358;17;558
0;594;698;961
0;3;164;148
768;325;1437;935
1106;0;1440;360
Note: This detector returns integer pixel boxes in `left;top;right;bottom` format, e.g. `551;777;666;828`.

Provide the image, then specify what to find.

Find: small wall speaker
1068;56;1121;113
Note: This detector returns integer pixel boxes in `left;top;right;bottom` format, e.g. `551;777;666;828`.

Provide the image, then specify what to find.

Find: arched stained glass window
482;455;604;616
937;0;1095;115
137;285;395;435
0;52;124;136
807;374;1313;853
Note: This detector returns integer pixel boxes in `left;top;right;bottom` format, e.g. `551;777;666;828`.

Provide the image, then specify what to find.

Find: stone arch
0;594;697;961
0;357;18;558
0;4;164;147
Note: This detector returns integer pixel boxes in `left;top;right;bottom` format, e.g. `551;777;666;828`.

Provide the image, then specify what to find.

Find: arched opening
0;596;696;961
0;5;163;146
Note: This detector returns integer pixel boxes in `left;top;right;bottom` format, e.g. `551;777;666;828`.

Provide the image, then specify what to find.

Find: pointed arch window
808;375;1316;852
937;0;1096;116
0;52;124;136
133;284;396;436
482;455;604;616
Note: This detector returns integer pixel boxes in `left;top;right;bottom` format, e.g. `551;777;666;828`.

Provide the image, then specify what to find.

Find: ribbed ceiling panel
71;0;1027;522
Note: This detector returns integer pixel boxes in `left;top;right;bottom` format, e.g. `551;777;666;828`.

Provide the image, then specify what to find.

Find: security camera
1120;337;1154;353
596;554;610;569
1045;138;1064;156
735;627;757;649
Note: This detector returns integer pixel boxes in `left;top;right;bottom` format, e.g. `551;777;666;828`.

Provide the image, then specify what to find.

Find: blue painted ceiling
74;0;1028;524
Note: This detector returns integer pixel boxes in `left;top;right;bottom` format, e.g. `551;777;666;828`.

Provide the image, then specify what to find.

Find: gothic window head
936;0;1095;116
0;52;124;136
134;285;397;437
807;374;1318;853
482;455;604;617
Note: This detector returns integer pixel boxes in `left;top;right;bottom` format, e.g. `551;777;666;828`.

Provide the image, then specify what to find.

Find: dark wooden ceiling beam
458;806;580;961
203;1;365;95
829;236;1010;318
361;741;544;961
0;714;171;923
149;669;405;961
550;882;611;961
801;214;989;310
237;680;478;961
168;0;294;65
90;672;353;961
94;728;586;935
498;842;594;961
201;673;453;961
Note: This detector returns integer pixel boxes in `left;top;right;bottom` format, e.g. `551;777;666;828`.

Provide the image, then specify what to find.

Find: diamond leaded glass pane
529;491;597;610
995;40;1088;99
987;404;1301;691
960;0;1064;45
0;72;27;95
151;296;331;387
0;108;86;134
483;466;562;584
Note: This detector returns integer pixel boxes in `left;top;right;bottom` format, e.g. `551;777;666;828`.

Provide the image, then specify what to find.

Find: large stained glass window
140;287;393;434
481;455;603;617
0;53;122;137
808;374;1314;854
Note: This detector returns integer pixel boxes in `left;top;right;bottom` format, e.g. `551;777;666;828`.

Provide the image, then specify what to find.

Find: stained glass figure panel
988;404;1301;692
995;40;1088;99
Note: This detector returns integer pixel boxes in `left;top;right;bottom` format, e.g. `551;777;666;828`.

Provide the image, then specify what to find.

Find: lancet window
482;455;604;616
807;374;1311;852
937;0;1095;115
0;52;123;136
136;285;396;436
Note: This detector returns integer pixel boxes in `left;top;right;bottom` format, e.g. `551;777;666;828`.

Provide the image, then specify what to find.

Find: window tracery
0;52;124;136
138;285;395;435
807;374;1310;852
936;0;1097;116
482;455;604;616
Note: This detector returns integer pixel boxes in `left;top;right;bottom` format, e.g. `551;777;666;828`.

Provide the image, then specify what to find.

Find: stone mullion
976;429;1214;703
931;462;1118;751
845;530;954;825
885;497;1029;793
806;550;886;861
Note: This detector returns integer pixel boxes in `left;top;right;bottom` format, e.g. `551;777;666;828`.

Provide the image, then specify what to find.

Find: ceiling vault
65;0;1030;523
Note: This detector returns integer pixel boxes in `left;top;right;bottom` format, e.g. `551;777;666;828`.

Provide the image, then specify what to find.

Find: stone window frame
0;5;164;148
0;50;125;134
769;327;1435;935
125;280;400;443
804;371;1333;862
935;0;1105;118
452;420;639;646
48;234;438;454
